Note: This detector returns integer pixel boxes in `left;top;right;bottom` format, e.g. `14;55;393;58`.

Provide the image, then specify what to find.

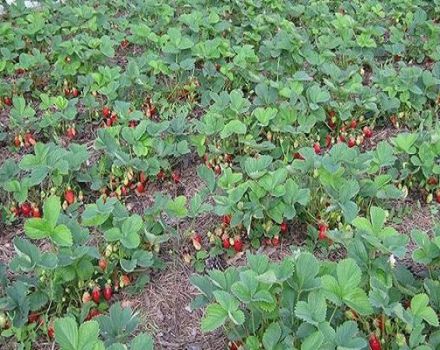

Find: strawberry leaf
262;322;282;350
201;304;228;332
295;291;327;326
44;195;61;228
25;218;50;240
166;196;188;218
51;224;73;247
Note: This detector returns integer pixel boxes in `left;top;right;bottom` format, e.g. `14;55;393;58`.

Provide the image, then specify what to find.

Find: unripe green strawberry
0;313;7;329
396;333;406;347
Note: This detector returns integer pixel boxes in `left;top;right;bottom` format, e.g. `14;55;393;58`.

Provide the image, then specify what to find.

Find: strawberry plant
54;303;153;350
0;142;89;221
0;194;171;345
24;195;73;246
192;242;440;349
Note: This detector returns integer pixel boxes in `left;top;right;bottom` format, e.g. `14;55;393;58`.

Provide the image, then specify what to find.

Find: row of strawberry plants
2;98;438;227
0;190;191;348
1;1;439;150
2;127;438;263
191;206;440;350
188;130;440;254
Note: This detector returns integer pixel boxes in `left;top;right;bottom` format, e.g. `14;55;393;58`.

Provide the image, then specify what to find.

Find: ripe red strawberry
91;287;101;303
103;284;112;301
318;223;328;240
71;88;79;97
222;238;230;249
85;309;101;321
139;171;147;184
325;134;332;148
193;233;202;243
363;126;373;138
64;188;75;205
4;97;12;106
105;115;117;127
110;114;118;125
66;126;76;140
350;119;357;129
313;143;321;154
47;324;55;339
98;258;107;271
272;236;280;246
318;223;328;231
136;181;145;194
192;233;202;250
14;135;21;147
64;88;70;97
157;169;166;181
427;177;438;186
102;106;111;118
223;215;231;225
233;238;243;252
32;206;41;218
82;292;92;303
280;222;288;234
28;313;40;324
120;39;129;49
21;202;32;217
229;342;240;350
338;134;346;143
369;334;382;350
129;120;138;128
171;171;181;184
224;154;233;162
121;186;129;196
214;165;221;175
24;132;36;146
293;152;304;160
347;137;356;148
